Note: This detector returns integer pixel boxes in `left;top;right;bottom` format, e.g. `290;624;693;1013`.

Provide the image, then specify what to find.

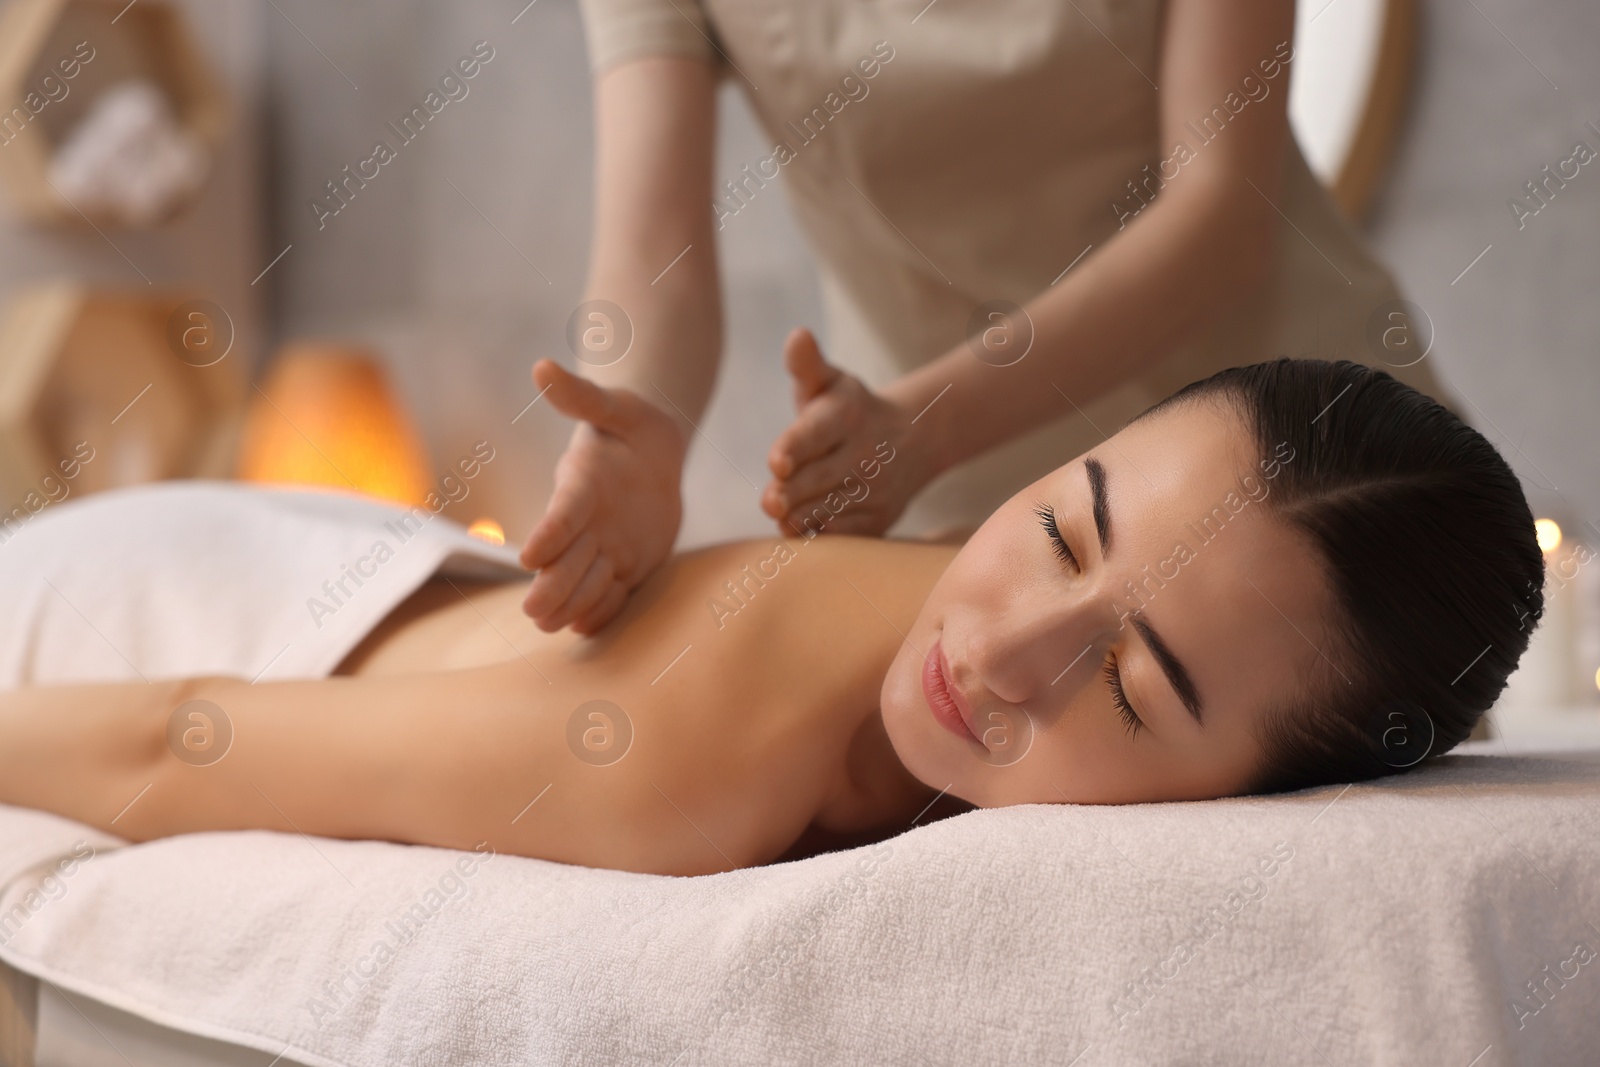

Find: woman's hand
520;360;686;634
761;328;934;537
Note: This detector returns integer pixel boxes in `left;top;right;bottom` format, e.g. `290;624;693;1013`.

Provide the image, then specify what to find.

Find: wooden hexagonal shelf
0;0;227;226
0;284;245;519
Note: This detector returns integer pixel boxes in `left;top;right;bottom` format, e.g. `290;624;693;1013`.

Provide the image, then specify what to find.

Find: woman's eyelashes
1037;501;1143;739
1034;501;1078;569
1102;653;1144;739
1036;501;1144;740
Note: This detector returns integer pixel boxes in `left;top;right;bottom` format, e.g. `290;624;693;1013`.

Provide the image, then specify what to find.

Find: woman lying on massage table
0;358;1544;875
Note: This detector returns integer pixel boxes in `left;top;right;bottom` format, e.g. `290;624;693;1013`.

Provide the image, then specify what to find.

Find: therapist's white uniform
578;0;1450;535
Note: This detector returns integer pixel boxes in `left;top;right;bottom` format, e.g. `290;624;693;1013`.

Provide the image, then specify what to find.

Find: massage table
0;737;1595;1066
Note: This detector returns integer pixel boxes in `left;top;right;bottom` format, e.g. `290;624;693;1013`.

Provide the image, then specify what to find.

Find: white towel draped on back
0;480;525;688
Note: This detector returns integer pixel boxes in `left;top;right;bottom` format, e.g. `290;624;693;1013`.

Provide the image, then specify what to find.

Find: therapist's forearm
578;57;723;436
581;244;721;436
886;174;1277;476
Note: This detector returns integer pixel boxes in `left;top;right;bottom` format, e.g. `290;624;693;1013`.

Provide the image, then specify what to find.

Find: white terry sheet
0;754;1596;1067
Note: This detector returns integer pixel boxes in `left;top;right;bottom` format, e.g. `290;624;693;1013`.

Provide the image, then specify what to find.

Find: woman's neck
788;705;975;860
798;536;965;837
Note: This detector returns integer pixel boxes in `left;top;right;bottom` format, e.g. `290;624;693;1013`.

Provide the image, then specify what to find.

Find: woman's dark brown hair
1143;358;1546;793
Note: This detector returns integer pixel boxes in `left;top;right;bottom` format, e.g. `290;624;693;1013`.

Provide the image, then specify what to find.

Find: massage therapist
516;0;1449;633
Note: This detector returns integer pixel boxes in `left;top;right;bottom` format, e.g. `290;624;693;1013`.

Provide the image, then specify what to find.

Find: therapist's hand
762;328;931;537
520;359;686;634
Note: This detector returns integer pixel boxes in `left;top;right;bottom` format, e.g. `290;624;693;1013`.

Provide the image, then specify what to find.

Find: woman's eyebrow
1091;455;1204;728
1130;614;1205;727
1085;456;1110;555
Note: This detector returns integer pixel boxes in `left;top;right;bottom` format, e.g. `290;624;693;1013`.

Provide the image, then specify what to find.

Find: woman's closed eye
1036;500;1146;738
1102;652;1144;739
1034;501;1078;569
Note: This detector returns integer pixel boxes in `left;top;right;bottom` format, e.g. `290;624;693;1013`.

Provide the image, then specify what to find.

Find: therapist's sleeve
577;0;725;74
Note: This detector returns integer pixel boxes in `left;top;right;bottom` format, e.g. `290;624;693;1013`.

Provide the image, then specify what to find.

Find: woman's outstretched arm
0;664;768;876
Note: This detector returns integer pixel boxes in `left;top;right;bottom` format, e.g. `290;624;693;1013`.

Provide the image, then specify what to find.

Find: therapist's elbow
1190;179;1279;303
1237;200;1278;289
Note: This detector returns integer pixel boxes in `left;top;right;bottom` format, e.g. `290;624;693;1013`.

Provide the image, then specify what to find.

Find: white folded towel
0;480;524;687
48;80;210;227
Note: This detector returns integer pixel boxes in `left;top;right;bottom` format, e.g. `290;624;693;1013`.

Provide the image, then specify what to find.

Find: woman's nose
965;585;1118;705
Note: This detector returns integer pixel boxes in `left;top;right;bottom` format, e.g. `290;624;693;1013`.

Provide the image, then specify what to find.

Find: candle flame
468;518;505;545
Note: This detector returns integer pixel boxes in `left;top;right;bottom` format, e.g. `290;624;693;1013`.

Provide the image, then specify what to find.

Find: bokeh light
468;518;505;545
1534;518;1562;554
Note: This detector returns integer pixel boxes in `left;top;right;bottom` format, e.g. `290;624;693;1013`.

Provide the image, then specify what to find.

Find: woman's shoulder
642;535;950;668
670;532;954;608
674;531;958;571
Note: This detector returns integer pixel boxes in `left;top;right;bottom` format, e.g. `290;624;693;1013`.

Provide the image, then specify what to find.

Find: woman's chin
880;661;944;782
879;699;978;805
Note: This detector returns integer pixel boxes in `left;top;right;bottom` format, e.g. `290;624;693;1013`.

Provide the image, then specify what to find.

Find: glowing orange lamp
233;342;432;505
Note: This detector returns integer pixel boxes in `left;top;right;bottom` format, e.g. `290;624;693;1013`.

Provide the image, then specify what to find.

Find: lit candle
1493;520;1579;729
468;518;505;545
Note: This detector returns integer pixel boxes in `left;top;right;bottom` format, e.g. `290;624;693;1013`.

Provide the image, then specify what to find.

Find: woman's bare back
342;534;961;866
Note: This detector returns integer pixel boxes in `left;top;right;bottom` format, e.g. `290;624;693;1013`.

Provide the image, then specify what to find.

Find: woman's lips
924;640;979;744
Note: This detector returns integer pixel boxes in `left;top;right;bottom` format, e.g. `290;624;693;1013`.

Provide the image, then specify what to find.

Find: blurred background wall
1364;0;1600;545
